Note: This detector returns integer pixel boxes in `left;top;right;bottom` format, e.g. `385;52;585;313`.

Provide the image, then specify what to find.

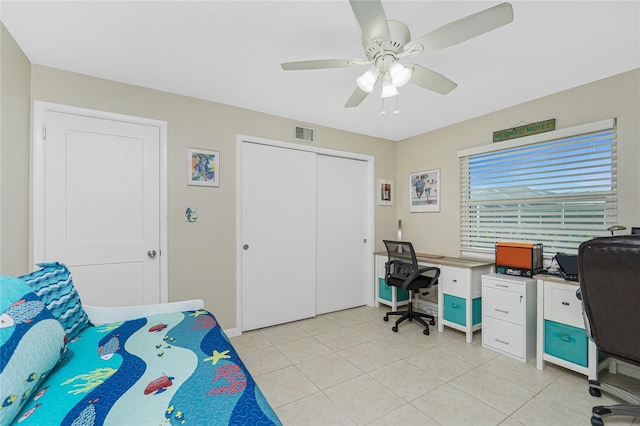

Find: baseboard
612;359;640;381
224;327;241;338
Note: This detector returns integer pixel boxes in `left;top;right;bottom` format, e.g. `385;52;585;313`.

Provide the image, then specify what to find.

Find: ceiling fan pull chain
380;97;386;115
394;96;400;114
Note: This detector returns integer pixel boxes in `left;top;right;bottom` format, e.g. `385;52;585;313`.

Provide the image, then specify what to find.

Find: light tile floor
231;306;640;426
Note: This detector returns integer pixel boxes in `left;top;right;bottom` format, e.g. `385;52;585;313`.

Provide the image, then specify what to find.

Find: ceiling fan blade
408;64;457;95
410;2;514;54
349;0;390;44
345;86;370;108
281;58;364;70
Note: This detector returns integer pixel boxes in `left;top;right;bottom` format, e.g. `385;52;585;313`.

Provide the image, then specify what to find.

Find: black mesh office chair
382;240;440;336
577;236;640;426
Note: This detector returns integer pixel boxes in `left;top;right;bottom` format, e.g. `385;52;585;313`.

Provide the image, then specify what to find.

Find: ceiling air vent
294;125;315;143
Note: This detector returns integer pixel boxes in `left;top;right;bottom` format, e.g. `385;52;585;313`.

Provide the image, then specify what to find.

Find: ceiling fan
281;1;514;108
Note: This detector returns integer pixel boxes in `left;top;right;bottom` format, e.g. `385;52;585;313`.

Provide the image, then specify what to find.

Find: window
458;119;617;257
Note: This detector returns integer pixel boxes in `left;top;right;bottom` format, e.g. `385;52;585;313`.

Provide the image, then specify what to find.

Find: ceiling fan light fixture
389;62;412;87
356;67;379;93
381;75;399;98
282;1;515;111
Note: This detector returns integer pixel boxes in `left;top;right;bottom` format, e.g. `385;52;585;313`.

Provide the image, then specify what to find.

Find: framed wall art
188;148;219;187
377;179;394;206
409;169;440;212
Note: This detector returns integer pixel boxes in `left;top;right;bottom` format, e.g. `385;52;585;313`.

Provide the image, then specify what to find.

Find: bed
0;263;281;426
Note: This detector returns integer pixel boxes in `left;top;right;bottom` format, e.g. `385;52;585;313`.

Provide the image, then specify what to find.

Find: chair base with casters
381;240;440;336
587;379;640;426
383;290;435;335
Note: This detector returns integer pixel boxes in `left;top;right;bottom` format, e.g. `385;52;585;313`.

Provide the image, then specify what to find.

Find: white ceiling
2;1;639;141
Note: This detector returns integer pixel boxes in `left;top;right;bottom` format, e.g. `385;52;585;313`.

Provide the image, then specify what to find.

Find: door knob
148;250;157;258
243;244;250;250
363;238;367;243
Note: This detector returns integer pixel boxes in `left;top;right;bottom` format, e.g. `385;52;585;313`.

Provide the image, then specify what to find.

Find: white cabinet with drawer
439;264;493;343
482;273;537;362
536;276;601;380
442;267;470;298
543;280;584;328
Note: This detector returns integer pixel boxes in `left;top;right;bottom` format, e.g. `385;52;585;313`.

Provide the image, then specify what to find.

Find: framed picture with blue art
188;148;219;187
409;169;440;212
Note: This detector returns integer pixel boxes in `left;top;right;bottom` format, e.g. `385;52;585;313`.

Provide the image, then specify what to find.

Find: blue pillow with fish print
0;276;66;426
19;262;91;339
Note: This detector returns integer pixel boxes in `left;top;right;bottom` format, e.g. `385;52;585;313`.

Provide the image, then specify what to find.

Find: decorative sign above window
493;119;556;142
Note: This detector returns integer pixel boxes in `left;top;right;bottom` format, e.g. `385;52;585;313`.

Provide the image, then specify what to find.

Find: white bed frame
84;299;205;325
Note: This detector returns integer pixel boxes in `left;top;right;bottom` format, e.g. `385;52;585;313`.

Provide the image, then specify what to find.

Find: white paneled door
241;142;317;330
316;155;369;314
35;106;163;306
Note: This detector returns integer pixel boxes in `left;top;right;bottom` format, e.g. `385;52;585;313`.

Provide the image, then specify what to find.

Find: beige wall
29;65;397;328
0;23;31;275
396;69;640;257
3;22;638;330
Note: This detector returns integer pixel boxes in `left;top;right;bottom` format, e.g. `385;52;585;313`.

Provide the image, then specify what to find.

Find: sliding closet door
316;155;369;315
241;142;317;330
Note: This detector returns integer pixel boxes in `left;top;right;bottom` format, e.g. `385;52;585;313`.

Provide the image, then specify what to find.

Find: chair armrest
575;288;594;341
385;260;403;273
385;260;409;280
84;299;205;325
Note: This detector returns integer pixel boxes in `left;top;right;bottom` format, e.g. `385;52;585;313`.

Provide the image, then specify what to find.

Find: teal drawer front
472;297;481;325
379;278;409;302
544;320;588;367
444;294;481;326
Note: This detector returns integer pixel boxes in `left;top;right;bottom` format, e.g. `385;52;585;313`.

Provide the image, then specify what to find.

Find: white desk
374;253;493;342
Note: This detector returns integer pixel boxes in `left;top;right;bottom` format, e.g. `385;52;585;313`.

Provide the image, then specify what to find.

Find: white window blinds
459;120;617;257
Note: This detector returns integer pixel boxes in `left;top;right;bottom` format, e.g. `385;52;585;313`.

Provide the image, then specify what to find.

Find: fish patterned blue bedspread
14;309;281;425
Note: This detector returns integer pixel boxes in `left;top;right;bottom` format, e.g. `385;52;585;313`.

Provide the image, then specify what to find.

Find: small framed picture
409;169;440;212
377;179;394;206
188;148;219;187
